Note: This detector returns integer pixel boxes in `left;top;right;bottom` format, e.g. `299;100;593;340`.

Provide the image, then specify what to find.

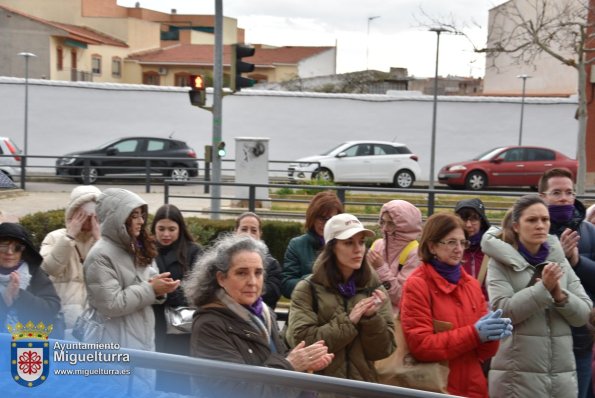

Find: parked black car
56;136;199;184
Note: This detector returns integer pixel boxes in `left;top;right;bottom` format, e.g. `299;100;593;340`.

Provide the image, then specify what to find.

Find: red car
438;146;578;190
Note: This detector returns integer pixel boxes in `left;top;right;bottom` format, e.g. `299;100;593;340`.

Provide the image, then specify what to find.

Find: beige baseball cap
324;213;375;242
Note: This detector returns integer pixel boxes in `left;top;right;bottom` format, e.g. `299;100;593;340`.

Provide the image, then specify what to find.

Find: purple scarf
518;241;550;265
548;204;575;224
468;230;485;248
243;296;264;319
338;276;357;298
430;258;462;284
0;261;22;275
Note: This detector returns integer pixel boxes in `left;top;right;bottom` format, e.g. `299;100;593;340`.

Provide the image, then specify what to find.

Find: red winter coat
400;263;498;398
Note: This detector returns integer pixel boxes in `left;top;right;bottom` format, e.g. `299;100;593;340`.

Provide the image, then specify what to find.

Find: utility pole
211;0;223;219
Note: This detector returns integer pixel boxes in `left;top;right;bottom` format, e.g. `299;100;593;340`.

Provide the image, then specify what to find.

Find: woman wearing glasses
0;223;61;333
84;189;179;390
400;212;512;397
281;191;343;299
455;198;491;299
481;195;591;397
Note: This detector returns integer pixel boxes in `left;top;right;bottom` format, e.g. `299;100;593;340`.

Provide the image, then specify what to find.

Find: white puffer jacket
84;188;160;351
482;228;592;398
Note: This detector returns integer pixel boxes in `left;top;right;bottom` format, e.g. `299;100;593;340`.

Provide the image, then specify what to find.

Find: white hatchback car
288;141;421;188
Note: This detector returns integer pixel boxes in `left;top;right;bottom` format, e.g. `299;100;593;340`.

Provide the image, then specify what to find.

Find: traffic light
188;74;206;107
230;44;255;92
216;141;226;158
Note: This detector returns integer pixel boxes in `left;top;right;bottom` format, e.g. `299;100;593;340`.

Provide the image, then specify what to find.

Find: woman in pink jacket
367;199;422;314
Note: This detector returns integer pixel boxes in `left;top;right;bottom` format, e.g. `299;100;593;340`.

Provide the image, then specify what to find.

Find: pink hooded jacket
370;200;422;314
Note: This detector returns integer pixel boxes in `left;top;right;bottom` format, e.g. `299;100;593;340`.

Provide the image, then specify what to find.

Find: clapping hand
349;289;387;324
286;340;334;372
2;271;20;307
474;309;513;343
150;272;180;296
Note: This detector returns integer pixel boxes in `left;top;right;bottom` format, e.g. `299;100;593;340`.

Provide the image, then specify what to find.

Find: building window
143;72;160;86
112;57;122;78
175;73;191;87
57;47;63;71
92;55;102;75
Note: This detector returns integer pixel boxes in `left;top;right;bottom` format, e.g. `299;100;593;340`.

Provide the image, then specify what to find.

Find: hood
380;200;422;241
65;185;101;222
480;226;564;272
96;188;147;248
441;158;488;170
455;198;490;231
0;223;42;267
295;154;333;163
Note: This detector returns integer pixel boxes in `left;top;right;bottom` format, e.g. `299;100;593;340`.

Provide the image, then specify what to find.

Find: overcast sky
118;0;508;78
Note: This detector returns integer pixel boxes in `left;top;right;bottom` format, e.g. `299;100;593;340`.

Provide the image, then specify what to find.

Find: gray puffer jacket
481;227;592;398
84;188;160;350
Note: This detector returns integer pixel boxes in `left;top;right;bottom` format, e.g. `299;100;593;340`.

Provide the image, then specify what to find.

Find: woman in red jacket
400;213;511;398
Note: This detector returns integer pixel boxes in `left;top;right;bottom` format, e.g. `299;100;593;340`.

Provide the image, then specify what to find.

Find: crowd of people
1;167;594;397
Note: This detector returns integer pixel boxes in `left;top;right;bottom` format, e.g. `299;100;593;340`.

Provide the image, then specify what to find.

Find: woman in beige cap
285;213;395;382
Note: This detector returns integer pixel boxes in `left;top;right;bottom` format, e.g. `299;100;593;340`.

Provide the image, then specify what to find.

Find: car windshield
320;143;347;156
98;137;127;149
474;147;505;161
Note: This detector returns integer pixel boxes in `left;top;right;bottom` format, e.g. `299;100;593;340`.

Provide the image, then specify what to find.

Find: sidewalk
0;185;215;222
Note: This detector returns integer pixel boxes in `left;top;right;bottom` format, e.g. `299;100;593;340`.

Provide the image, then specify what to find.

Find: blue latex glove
475;309;513;342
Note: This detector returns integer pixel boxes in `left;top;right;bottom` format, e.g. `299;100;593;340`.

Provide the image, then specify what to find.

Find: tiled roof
0;4;127;47
127;44;334;67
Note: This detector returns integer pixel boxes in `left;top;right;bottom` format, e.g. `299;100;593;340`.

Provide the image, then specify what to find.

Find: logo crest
8;321;52;387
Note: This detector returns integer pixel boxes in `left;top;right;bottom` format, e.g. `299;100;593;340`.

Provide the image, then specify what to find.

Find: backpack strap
303;278;319;314
477;255;490;285
398;240;419;271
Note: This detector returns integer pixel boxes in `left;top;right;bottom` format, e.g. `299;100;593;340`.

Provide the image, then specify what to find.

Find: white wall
298;49;337;78
0;77;578;180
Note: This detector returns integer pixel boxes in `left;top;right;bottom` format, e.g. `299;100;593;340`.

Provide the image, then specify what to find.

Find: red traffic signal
189;74;205;90
188;74;206;107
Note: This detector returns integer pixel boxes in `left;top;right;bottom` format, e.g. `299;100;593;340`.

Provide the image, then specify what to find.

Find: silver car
288;140;421;188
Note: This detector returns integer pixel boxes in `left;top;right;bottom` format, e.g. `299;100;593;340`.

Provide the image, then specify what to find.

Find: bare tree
423;0;593;193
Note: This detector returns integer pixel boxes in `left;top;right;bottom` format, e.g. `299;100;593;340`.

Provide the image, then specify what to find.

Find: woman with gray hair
185;234;333;397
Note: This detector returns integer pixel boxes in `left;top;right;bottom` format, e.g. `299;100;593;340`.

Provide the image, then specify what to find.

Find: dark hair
419;213;466;262
312;239;372;289
501;194;548;245
235;212;262;231
150;204;196;273
126;204;157;267
538;167;573;193
305;191;344;232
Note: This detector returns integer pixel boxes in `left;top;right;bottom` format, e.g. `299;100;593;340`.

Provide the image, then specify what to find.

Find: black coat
263;254;282;309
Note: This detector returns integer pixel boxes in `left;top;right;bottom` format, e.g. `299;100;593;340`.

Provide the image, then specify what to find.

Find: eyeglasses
0;242;26;253
129;212;147;220
459;214;481;223
438;239;470;249
544;190;577;200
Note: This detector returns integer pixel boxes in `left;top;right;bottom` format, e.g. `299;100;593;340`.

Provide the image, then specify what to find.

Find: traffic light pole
211;0;223;219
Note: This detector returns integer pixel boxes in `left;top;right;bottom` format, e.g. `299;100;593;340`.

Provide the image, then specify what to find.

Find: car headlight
298;162;313;168
449;165;467;172
58;157;77;165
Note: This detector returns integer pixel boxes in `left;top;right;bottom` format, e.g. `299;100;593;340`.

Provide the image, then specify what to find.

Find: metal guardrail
164;180;595;222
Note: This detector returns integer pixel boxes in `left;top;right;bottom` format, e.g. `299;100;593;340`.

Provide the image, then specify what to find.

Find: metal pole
517;74;530;146
211;0;223;219
366;16;380;71
18;52;36;190
428;29;444;193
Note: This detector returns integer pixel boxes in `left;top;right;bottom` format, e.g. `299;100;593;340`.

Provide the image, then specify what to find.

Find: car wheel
465;171;487;190
312;168;334;182
77;167;98;184
393;170;414;189
170;167;190;182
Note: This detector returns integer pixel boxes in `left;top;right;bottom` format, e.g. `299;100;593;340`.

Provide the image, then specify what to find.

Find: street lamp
428;28;447;203
366;16;380;70
18;52;36;190
517;74;531;146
